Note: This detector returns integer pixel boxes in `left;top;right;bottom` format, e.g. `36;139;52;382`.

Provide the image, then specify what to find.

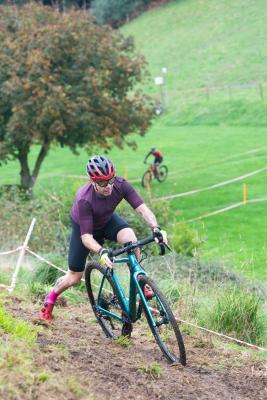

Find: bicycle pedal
122;322;132;336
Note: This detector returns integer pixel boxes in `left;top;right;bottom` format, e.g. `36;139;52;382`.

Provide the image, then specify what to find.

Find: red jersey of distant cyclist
70;176;144;235
152;149;163;158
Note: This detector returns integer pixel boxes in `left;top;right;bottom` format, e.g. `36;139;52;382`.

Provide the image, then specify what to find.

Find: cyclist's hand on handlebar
99;248;113;268
153;227;168;245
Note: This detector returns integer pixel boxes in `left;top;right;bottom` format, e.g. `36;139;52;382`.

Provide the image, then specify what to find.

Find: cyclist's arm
135;203;159;229
144;151;151;163
81;234;113;267
81;233;102;254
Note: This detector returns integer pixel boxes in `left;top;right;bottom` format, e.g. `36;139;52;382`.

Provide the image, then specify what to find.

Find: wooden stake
146;181;152;203
243;183;247;206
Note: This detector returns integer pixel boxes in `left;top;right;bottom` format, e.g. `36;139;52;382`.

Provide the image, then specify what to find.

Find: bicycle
141;163;168;188
85;236;186;365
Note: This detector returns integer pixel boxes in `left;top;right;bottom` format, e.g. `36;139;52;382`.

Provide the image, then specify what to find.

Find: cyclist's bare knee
117;228;140;259
117;227;137;244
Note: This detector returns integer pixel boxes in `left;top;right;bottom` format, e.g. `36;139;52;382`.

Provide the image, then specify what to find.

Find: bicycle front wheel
139;275;186;365
85;262;130;338
141;170;152;188
157;165;168;182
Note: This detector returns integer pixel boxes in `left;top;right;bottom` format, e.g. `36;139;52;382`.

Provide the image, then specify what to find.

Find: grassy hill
122;0;267;90
1;1;267;282
120;0;267;280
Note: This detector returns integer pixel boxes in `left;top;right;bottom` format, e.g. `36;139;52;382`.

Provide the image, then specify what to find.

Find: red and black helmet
86;155;116;181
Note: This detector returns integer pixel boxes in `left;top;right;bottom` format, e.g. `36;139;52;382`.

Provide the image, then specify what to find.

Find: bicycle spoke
85;262;128;338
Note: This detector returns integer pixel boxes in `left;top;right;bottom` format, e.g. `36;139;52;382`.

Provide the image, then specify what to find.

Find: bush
92;0;153;27
171;222;203;256
0;185;70;254
207;288;266;345
30;262;66;286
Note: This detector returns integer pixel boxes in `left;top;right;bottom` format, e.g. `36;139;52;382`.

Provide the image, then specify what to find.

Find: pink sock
45;290;59;305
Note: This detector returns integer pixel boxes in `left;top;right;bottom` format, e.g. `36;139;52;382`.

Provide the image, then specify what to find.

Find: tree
91;0;155;28
0;4;154;191
92;0;140;27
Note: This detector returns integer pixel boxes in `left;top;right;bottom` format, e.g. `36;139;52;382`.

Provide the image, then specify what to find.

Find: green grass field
1;124;267;280
122;0;267;91
1;0;267;282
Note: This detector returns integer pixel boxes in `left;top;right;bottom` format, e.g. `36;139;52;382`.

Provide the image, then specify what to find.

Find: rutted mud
5;299;267;400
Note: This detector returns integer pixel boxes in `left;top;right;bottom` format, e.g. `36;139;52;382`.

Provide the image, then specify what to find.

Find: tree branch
32;140;50;180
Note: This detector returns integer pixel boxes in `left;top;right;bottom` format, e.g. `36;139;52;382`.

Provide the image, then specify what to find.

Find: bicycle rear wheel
138;275;186;365
157;165;168;182
85;262;131;338
141;170;152;188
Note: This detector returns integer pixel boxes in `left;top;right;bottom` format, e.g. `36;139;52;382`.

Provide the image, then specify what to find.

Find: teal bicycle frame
87;235;186;365
95;251;156;326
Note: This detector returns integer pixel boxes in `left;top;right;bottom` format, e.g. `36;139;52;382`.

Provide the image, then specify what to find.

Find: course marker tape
158;165;267;201
177;318;267;352
25;248;85;282
0;284;10;289
181;196;267;224
39;145;267;181
0;244;266;352
0;247;23;256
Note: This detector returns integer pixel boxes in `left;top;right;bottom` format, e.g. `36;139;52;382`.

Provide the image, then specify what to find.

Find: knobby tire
157;165;168;182
138;275;186;365
141;170;152;188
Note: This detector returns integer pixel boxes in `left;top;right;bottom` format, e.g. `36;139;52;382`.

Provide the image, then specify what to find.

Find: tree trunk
18;149;34;192
18;141;50;193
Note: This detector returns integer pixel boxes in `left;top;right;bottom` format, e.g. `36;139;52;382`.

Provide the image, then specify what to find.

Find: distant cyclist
38;155;167;322
144;147;163;177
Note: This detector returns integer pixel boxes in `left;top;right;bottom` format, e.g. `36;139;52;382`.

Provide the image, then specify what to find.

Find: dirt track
6;299;267;400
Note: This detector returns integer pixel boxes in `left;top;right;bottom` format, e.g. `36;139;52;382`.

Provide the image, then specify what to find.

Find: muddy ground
4;297;267;400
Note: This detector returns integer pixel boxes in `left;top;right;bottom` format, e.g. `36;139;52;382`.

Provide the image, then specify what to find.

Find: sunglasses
95;176;116;187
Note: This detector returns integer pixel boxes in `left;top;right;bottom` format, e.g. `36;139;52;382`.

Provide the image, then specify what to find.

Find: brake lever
159;243;165;256
164;243;172;252
157;241;172;255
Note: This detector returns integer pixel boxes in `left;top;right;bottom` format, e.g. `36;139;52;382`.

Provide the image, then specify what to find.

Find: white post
8;218;36;293
162;67;168;107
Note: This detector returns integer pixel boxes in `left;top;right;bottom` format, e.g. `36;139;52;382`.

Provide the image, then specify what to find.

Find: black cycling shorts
154;156;163;164
68;213;129;272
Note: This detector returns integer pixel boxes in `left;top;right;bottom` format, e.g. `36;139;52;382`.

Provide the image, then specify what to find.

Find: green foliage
92;0;154;27
92;0;138;26
0;4;153;190
138;362;162;379
171;100;267;127
118;198;175;239
61;287;87;304
0;186;69;254
37;371;49;383
31;262;65;286
67;377;85;397
171;223;203;257
28;282;50;300
0;302;38;344
113;335;132;347
151;198;176;229
206;288;266;345
158;279;181;305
